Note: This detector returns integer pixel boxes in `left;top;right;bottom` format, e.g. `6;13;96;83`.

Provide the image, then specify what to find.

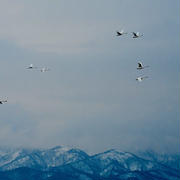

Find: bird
137;62;149;70
27;64;37;69
0;100;7;104
116;30;128;36
132;32;143;38
40;68;50;72
136;76;148;82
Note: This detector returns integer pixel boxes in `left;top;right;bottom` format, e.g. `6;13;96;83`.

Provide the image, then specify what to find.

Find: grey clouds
0;0;179;154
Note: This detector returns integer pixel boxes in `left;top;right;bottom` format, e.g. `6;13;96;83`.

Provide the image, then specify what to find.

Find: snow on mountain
137;150;180;170
39;146;89;168
0;148;33;168
92;149;155;171
0;146;179;180
0;146;88;171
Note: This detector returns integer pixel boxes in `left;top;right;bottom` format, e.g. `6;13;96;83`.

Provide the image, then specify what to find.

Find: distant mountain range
0;146;179;180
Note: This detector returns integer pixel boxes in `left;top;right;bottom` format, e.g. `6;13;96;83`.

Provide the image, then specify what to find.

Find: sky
0;0;179;154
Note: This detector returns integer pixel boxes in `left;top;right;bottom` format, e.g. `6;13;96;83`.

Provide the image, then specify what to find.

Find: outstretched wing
138;62;143;68
120;30;124;34
27;64;33;69
132;32;136;36
116;31;121;35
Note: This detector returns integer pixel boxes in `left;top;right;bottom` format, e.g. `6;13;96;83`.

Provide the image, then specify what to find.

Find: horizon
0;145;179;157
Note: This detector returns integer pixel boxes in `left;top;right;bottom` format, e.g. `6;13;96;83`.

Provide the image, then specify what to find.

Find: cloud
0;0;179;154
0;1;107;54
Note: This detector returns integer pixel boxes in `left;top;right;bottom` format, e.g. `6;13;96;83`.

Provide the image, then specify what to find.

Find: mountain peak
51;145;70;152
104;149;122;154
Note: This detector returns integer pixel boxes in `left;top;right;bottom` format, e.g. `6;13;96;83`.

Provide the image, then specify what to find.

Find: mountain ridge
0;146;179;180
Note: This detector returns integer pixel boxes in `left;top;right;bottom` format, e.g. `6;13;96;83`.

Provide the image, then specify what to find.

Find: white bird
136;76;148;82
132;32;143;38
40;68;50;72
116;30;128;36
137;62;149;70
0;100;7;104
27;64;37;69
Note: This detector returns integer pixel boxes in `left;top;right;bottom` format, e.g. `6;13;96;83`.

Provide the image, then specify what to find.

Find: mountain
0;146;179;180
0;146;88;171
136;150;180;170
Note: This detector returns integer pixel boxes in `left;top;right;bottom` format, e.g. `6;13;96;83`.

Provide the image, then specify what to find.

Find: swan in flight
27;64;37;69
116;30;128;36
132;32;143;38
40;68;50;72
137;62;149;70
0;100;7;104
136;76;148;82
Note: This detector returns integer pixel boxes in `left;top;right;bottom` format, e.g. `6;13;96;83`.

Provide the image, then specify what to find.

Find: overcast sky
0;0;179;154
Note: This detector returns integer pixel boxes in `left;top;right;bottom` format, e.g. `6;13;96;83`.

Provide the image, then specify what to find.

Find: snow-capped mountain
0;146;88;171
137;150;180;170
92;149;155;171
0;146;179;180
91;149;180;179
